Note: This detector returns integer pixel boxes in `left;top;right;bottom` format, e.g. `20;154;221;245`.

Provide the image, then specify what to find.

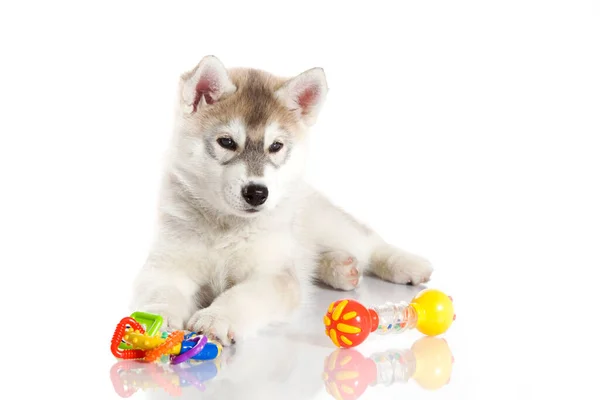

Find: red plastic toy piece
324;299;379;348
144;331;184;362
111;317;147;359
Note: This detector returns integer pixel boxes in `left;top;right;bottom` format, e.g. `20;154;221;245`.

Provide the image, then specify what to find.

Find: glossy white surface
2;1;598;399
107;277;462;400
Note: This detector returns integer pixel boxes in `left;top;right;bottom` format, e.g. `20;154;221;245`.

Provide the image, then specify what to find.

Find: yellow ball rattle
324;288;455;348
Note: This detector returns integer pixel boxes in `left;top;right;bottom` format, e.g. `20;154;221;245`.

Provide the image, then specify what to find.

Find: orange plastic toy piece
143;331;184;362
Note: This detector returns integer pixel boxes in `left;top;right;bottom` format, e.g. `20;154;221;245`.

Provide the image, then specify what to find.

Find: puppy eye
217;137;237;151
269;141;284;153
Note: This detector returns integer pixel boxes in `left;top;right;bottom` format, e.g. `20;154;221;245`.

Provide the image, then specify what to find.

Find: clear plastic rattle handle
372;302;417;334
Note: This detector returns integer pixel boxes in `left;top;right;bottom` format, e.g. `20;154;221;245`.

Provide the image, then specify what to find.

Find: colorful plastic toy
171;335;208;365
118;311;163;350
324;288;455;348
111;317;148;360
322;337;454;399
119;328;221;361
110;312;221;363
143;331;185;362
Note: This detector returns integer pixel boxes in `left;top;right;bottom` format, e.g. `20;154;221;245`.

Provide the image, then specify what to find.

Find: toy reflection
322;337;454;399
110;354;227;397
109;333;327;400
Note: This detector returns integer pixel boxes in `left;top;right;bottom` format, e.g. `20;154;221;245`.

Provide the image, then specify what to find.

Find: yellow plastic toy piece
123;328;182;354
409;289;455;336
122;329;223;361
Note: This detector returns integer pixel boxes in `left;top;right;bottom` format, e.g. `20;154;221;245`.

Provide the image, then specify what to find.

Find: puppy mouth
244;208;260;213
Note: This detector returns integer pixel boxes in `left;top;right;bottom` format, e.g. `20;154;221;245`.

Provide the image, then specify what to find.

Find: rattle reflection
322;337;454;399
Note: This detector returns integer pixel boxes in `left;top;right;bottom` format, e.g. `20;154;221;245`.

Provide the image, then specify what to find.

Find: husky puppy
131;56;433;345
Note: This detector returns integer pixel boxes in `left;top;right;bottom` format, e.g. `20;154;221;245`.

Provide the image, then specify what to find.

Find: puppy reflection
322;337;454;399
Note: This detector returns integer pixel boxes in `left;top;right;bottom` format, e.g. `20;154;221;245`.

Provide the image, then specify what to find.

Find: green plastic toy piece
118;311;164;350
130;311;164;335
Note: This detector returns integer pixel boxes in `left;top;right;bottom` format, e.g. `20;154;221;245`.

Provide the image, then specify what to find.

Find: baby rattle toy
110;312;221;363
324;288;455;348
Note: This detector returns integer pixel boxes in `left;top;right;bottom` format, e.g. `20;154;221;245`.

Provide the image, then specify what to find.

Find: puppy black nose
242;184;269;206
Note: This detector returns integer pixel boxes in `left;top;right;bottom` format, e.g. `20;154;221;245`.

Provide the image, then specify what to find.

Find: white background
1;1;599;399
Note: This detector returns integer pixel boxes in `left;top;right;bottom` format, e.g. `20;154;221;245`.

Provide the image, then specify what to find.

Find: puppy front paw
186;308;236;346
371;246;433;285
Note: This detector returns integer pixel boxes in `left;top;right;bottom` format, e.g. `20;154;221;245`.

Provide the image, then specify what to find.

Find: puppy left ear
276;67;328;126
181;55;237;113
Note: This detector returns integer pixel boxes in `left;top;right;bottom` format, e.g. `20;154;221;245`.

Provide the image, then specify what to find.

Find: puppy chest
192;230;298;306
193;249;251;308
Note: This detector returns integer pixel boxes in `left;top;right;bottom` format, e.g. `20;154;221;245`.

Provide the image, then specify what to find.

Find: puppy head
172;56;328;217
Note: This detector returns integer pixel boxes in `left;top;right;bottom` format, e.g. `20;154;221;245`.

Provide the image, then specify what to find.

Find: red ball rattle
324;289;455;348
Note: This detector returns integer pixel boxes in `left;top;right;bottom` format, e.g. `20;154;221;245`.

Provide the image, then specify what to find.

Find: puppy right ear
181;56;237;113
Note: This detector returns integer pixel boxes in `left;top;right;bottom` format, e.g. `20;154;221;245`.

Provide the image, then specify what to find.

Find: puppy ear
181;55;237;113
276;67;328;126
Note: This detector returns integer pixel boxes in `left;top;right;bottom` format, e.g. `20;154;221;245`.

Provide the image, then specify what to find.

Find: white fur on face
222;161;251;214
260;122;308;212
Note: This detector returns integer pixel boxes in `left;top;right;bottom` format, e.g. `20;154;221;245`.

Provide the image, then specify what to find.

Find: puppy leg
369;244;433;285
130;253;199;330
316;250;360;290
305;191;433;286
187;271;300;346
